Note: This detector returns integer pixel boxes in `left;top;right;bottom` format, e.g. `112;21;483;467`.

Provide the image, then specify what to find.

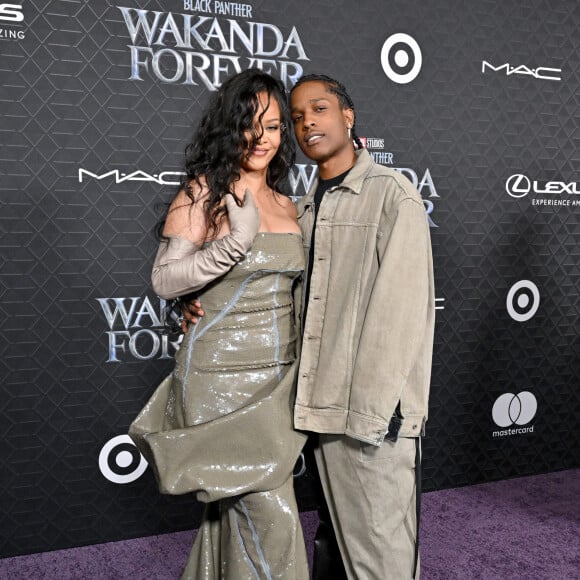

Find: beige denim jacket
294;149;435;445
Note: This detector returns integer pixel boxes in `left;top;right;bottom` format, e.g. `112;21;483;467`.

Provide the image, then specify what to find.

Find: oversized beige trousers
314;435;419;580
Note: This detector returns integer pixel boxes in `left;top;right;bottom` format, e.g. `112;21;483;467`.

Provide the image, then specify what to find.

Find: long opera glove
151;190;260;299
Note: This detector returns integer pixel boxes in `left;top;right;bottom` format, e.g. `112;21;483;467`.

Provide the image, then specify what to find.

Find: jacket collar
339;148;374;195
301;148;374;209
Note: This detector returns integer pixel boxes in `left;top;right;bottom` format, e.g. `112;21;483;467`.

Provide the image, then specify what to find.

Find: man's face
290;81;354;163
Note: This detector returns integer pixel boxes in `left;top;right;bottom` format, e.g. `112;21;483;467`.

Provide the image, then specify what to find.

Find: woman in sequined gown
129;70;308;580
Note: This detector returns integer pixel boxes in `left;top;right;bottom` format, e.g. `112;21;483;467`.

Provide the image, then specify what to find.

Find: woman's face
241;91;283;174
290;80;354;164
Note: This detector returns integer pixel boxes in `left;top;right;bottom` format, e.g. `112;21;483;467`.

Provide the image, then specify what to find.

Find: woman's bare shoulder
278;193;298;219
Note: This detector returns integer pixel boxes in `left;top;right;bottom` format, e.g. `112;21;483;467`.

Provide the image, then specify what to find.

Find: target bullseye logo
506;280;540;322
492;392;537;428
381;33;422;84
99;434;148;484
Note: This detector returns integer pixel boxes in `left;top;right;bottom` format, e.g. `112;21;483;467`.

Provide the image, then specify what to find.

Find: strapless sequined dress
130;233;308;580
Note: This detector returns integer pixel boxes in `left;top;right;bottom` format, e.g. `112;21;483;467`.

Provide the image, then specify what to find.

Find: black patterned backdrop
1;0;579;557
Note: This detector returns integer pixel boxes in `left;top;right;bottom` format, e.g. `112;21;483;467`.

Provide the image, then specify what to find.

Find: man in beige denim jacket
290;74;435;580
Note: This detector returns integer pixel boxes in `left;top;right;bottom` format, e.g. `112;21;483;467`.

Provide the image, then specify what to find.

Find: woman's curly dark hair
158;69;295;240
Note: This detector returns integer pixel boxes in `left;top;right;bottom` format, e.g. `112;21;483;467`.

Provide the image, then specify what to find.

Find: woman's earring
347;125;352;139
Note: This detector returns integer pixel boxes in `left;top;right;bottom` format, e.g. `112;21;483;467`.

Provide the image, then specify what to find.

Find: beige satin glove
151;190;260;299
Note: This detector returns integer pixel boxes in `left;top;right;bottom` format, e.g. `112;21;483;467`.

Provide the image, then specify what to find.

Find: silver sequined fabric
130;233;309;579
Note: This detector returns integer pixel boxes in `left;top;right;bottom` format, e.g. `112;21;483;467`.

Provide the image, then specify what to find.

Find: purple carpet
2;469;578;579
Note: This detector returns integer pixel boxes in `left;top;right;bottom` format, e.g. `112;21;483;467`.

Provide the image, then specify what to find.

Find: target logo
99;434;148;484
506;280;540;322
380;33;422;84
492;392;537;428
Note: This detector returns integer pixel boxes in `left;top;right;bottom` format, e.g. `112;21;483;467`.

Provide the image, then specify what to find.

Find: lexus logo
506;173;580;198
506;174;532;198
0;3;24;22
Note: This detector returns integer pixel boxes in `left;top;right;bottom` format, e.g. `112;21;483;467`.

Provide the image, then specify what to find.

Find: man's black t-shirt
303;169;352;317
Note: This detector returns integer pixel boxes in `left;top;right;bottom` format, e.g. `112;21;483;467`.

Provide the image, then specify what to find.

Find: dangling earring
347;125;352;139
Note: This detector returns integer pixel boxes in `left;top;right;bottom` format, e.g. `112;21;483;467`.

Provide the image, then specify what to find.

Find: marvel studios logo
359;137;385;149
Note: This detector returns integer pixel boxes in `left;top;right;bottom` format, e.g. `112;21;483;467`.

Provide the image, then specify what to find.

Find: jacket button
412;424;418;430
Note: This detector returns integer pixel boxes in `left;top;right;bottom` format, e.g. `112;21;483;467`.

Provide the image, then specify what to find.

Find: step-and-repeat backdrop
2;0;579;557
